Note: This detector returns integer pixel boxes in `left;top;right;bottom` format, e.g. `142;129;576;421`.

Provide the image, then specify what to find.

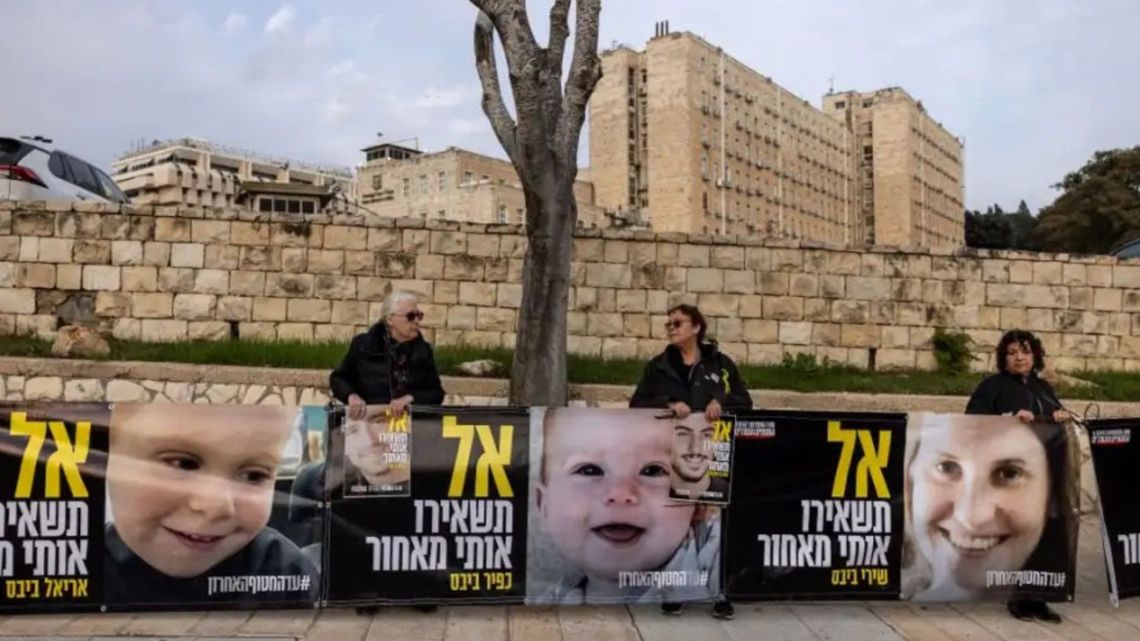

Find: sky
1;0;1137;212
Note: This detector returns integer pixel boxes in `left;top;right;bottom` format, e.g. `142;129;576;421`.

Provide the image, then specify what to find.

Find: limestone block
929;257;958;280
810;322;841;346
574;238;604;261
357;277;392;301
1061;263;1086;286
628;241;656;266
779;321;812;345
476;307;516;331
193;269;229;294
445;255;486;281
239;246;281;271
762;296;803;320
1069;287;1093;310
277;323;315;341
25;377;63;401
458;282;496;306
344;251;374;276
265;273;314;298
770;249;802;272
253;297;288;321
230;221;270;245
331;300;370;325
1087;265;1113;287
204;244;240;270
616;290;647;313
217;296;252;321
73;239;110;263
287;299;331;323
982;259;1009;283
1062;334;1097;356
684;268;720;293
586;263;633;289
789;274;819;297
0;237;17;261
121;266;157;292
646;290;670;314
411;254;443;280
595;288;616;312
18;237;39;261
747;343;784;365
170;243;205;268
484;257;509;282
191;220;230;243
678;244;710;267
239;322;277;340
600;338;639;359
82;265;120;291
1094;288;1123;312
723;270;755;294
803;251;828;274
841;324;880;348
568;335;602;357
1114;265;1140;289
94;291;131;317
429;230;466;255
141;319;188;342
878;349;916;370
819;275;845;299
586;312;623;337
466;234;500;257
823;251;860;276
497;284;522;309
1124;290;1140;312
107;380;151;402
739;295;764;318
271;221;315;248
433;280;459;305
757;272;789;295
624;313;651;338
459;330;501;349
18;264;55;288
16;314;56;340
37;238;73;263
376;253;416;278
446;306;477;330
111;318;141;340
882;326;910;348
229;271;266;296
155;218;191;242
1033;261;1063;285
55;264;81;290
711;246;744;269
309;250;345;273
845;276;891;301
325;225;367;250
401;229;430;253
13;211;55;236
188;321;230;341
174;294;216;320
804;299;830;321
698;294;739;317
604;240;629;263
64;379;104;402
741;247;768;271
143;241;171;266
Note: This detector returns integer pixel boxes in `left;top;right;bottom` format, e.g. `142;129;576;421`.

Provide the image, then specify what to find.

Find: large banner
325;406;529;604
1087;418;1140;605
525;408;722;604
0;402;323;613
725;410;907;600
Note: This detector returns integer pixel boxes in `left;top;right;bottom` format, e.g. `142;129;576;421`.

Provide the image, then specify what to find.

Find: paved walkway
1;516;1138;641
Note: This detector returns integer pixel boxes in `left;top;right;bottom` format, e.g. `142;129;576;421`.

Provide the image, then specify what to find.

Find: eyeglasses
664;319;687;330
392;311;424;322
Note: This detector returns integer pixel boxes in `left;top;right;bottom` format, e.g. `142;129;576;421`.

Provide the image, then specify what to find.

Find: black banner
725;410;907;600
325;406;529;604
1087;419;1140;604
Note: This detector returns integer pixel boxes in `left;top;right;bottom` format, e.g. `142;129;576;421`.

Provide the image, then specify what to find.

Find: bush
780;352;824;374
932;328;975;374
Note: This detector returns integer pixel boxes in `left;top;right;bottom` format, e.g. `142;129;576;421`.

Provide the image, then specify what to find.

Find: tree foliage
964;201;1039;251
1033;146;1140;254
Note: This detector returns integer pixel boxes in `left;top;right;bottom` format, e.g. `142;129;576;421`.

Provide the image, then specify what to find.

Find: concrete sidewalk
2;516;1138;641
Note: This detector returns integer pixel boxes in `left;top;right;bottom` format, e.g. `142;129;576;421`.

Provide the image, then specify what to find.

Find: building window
481;174;489;183
302;201;315;214
464;171;474;184
516;208;523;221
371;174;383;190
498;206;508;224
419;175;428;194
438;171;447;190
438;209;446;218
259;199;273;212
401;177;409;196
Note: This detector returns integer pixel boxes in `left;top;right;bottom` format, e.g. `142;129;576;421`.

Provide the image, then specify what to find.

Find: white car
0;134;129;204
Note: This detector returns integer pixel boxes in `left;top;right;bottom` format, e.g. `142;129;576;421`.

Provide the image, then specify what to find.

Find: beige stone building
356;143;607;228
823;88;965;247
590;26;964;248
112;138;359;214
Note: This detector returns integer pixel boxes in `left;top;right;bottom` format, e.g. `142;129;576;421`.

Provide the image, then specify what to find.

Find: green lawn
0;335;1134;401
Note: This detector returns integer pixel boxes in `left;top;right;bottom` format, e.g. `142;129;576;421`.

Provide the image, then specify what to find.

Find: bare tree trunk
468;0;602;407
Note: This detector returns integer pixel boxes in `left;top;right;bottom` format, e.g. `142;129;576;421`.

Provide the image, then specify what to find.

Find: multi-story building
112;138;358;214
590;25;965;247
823;88;965;247
356;142;607;227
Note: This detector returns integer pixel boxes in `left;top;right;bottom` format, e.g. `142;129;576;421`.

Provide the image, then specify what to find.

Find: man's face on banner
344;409;394;478
538;411;694;580
672;415;714;483
909;417;1050;593
107;405;293;578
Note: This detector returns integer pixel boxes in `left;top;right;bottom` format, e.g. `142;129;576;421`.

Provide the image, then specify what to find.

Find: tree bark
470;0;602;407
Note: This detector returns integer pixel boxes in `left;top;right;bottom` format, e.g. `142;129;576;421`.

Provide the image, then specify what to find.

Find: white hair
382;290;419;318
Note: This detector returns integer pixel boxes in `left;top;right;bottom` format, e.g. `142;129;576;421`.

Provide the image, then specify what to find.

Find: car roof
1112;237;1140;258
0;134;59;154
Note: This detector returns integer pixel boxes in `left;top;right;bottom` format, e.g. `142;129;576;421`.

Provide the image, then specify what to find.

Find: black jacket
965;370;1063;418
329;322;445;405
630;343;753;412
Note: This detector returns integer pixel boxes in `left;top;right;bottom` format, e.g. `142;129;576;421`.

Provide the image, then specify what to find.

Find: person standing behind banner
330;291;445;418
630;303;752;620
965;329;1071;624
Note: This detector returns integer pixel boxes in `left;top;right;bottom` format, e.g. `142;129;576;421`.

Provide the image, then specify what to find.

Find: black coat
630;342;753;412
329;322;445;405
965;370;1063;418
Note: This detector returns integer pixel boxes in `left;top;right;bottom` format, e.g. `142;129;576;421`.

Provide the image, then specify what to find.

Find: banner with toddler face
0;402;323;613
525;408;722;604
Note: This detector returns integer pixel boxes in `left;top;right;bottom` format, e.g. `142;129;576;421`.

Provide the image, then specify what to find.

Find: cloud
265;4;295;34
326;60;356;77
414;85;480;110
223;13;246;35
448;117;487;135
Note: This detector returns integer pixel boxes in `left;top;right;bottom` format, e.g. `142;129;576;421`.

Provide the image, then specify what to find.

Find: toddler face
538;409;694;580
107;404;294;578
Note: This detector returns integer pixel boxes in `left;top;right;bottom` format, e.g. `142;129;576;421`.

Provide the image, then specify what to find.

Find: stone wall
2;200;1139;372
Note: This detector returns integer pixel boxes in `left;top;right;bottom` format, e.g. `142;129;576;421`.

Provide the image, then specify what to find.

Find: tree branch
547;0;571;78
473;11;519;164
555;0;602;160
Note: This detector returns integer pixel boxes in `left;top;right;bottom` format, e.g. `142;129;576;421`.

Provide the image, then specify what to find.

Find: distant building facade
589;25;965;247
112;138;358;214
356;143;607;228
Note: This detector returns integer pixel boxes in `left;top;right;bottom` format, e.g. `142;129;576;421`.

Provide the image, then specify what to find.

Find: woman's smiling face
909;417;1050;594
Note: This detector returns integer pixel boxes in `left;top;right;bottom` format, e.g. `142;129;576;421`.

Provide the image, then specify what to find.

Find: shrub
932;328;975;374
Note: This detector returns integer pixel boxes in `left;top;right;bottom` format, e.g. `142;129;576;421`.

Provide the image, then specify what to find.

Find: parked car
0;134;129;204
1111;237;1140;259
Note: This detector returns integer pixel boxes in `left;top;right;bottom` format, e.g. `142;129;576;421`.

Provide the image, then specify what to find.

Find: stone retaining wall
2;200;1139;372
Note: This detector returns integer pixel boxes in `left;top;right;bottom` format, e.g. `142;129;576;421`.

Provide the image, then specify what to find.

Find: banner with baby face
525;408;721;605
725;410;907;600
1086;418;1140;605
325;406;529;604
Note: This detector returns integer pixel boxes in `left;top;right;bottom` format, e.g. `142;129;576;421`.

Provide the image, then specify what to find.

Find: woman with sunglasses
330;290;445;420
630;303;753;620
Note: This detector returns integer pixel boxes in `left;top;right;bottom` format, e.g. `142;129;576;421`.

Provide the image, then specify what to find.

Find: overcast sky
2;0;1137;212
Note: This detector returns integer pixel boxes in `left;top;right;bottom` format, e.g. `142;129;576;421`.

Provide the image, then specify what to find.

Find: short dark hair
996;329;1045;373
667;304;707;343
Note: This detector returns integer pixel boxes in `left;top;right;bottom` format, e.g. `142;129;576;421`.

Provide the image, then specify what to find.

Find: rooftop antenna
828;75;835;94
